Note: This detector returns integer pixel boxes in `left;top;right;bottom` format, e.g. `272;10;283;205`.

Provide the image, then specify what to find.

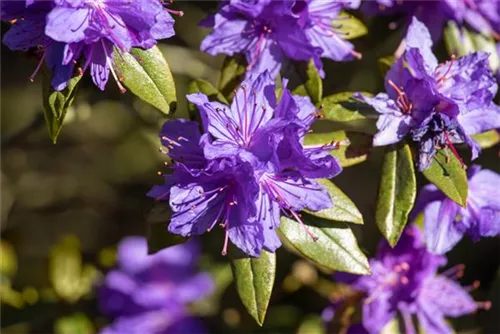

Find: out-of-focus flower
148;71;342;257
412;165;500;254
355;17;500;171
99;237;213;334
200;0;361;79
329;225;490;334
1;0;180;91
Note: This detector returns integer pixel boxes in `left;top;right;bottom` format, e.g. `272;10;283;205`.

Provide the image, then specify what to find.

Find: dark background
1;2;499;333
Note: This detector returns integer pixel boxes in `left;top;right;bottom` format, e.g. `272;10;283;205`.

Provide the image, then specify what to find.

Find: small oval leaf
279;216;370;275
335;11;368;40
422;148;468;207
114;46;177;114
292;60;323;104
42;68;82;143
471;130;500;149
306;179;363;224
376;142;416;247
218;55;247;100
304;130;372;167
230;249;276;326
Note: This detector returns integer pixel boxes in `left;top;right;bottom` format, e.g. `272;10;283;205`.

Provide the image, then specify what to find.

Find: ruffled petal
45;7;91;43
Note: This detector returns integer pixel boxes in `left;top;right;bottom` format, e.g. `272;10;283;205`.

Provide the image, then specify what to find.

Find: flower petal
423;200;464;254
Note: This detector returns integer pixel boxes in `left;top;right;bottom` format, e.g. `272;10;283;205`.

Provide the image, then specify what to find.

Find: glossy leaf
335;11;368;40
376;142;416;247
42;68;82;143
230;249;276;326
279;216;370;275
114;46;177;114
292;60;323;104
471;130;500;149
146;203;186;254
218;55;247;100
304;130;372;167
306;179;363;224
422;148;468;207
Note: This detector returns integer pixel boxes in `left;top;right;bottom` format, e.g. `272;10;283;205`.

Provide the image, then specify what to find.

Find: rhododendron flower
200;0;362;79
148;71;342;256
355;17;500;171
412;165;500;254
99;237;213;334
327;225;490;334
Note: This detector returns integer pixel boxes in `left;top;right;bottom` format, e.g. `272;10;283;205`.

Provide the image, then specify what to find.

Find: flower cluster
326;225;490;334
356;17;500;171
363;0;500;42
412;165;500;254
200;0;362;79
148;71;342;257
99;237;213;334
1;0;180;91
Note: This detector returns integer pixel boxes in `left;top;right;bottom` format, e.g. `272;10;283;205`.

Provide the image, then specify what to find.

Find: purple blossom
1;0;179;91
200;0;362;79
411;165;500;254
331;225;490;334
355;17;500;171
99;237;213;334
148;71;342;257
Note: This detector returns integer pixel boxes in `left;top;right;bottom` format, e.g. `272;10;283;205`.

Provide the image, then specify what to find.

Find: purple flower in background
99;237;213;334
1;0;180;91
355;17;500;171
200;0;362;79
148;71;342;256
332;225;490;334
412;165;500;254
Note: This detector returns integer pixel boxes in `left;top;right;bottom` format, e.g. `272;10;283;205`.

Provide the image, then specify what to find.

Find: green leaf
114;46;177;114
187;79;228;123
279;216;370;274
378;56;395;77
306;179;363;224
292;60;323;104
375;142;416;247
470;31;500;73
471;130;500;149
443;21;475;57
303;130;372;167
146;202;187;254
297;315;326;334
229;249;276;326
218;55;247;100
335;11;368;40
54;313;94;334
422;148;468;207
42;68;82;143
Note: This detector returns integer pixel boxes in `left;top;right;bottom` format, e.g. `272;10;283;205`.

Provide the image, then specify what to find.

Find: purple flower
148;72;342;256
411;165;500;254
332;225;490;334
355;17;500;171
2;0;179;91
99;237;213;334
200;0;361;79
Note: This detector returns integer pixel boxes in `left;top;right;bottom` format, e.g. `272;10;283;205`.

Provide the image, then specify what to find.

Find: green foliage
49;236;99;304
188;79;228;123
297;315;326;334
376;142;416;247
54;313;94;334
230;249;276;326
218;55;247;100
422;148;468;207
114;46;177;114
292;60;323;104
320;92;378;134
303;130;372;167
42;68;82;143
472;130;500;149
279;216;370;275
378;56;395;77
306;179;363;224
335;11;368;40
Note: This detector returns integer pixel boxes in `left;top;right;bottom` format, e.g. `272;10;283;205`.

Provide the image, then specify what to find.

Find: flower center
387;79;413;114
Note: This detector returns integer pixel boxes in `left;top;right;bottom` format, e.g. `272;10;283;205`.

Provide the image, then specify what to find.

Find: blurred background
1;2;499;333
